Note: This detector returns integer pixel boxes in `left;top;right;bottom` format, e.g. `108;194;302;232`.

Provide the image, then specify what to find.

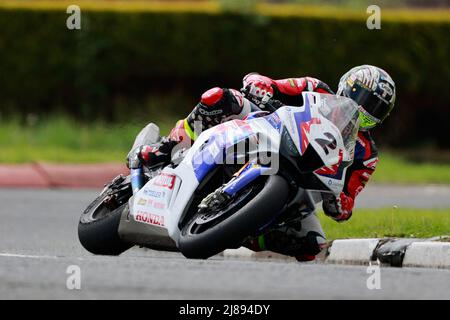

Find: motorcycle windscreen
311;94;360;194
288;93;359;168
315;93;360;161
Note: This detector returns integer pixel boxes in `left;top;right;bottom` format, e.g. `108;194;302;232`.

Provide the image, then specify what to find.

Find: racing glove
242;73;275;106
322;192;354;222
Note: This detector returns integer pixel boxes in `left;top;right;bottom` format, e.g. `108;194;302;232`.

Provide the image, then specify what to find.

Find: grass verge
372;152;450;185
319;208;450;240
0;117;174;163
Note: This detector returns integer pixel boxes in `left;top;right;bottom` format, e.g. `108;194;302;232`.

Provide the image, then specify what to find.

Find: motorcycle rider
127;65;396;261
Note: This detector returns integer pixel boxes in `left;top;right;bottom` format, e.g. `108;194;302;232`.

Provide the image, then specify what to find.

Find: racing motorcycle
78;92;360;259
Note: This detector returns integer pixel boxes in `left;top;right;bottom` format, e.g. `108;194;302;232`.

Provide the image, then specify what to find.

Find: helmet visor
358;108;378;130
347;80;392;122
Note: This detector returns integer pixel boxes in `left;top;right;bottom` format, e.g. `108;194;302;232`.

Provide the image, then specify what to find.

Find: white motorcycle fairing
118;92;359;250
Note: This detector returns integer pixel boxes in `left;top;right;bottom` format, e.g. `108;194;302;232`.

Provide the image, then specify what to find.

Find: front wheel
178;175;289;259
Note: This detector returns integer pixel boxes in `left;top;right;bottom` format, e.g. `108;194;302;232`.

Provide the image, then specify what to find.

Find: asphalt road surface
0;187;449;300
356;184;450;209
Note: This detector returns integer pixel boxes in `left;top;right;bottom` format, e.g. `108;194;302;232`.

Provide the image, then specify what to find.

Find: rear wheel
78;177;133;255
178;175;289;259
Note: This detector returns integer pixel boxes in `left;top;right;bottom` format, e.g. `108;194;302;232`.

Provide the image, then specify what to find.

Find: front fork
200;161;269;211
222;161;270;197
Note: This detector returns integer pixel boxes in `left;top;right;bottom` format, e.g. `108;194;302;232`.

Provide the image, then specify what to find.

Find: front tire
178;175;289;259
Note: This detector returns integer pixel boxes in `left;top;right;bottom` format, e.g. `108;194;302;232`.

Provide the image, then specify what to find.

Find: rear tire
78;193;132;256
178;175;289;259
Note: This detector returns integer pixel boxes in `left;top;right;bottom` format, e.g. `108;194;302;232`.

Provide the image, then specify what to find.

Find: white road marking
0;253;59;260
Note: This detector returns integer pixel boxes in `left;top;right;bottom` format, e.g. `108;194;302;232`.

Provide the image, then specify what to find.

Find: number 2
315;132;337;155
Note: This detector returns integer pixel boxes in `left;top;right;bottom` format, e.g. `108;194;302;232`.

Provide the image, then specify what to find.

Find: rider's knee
303;231;327;256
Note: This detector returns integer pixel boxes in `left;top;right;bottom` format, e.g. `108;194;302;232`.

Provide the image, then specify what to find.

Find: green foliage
0;5;449;147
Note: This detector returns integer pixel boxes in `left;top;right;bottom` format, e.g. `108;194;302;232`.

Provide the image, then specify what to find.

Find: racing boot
127;87;251;169
126;137;179;169
183;87;252;138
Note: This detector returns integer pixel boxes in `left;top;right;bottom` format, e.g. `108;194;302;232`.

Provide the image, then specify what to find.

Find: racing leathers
130;73;379;261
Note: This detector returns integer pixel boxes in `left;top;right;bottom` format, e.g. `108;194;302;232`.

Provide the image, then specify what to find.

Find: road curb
0;164;50;188
0;163;127;188
327;238;380;265
402;242;450;269
222;237;450;269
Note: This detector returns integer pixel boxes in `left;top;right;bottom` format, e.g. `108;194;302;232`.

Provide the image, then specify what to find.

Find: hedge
0;3;449;147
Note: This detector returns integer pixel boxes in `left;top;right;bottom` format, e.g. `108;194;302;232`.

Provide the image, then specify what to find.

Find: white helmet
337;65;396;130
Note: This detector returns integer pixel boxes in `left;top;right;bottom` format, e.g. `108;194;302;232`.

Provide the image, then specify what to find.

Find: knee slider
304;231;327;256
